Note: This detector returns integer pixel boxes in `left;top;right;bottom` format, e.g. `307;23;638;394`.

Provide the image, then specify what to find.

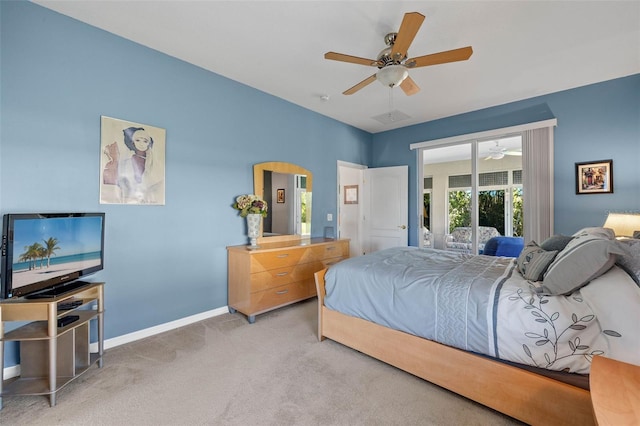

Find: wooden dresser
227;238;349;323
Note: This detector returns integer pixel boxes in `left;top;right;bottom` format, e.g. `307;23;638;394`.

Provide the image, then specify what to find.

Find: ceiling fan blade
343;74;377;95
400;75;420;96
406;46;473;68
391;12;425;61
486;153;505;160
324;52;378;67
505;150;522;156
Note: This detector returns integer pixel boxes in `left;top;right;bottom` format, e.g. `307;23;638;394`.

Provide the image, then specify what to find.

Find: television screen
1;213;105;299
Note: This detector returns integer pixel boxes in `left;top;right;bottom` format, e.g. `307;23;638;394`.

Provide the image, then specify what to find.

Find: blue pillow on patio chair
483;236;525;257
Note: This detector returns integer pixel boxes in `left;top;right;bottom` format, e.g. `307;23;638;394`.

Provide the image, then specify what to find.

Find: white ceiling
33;1;640;134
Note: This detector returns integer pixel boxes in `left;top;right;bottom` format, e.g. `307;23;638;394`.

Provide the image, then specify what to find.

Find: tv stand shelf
0;282;104;410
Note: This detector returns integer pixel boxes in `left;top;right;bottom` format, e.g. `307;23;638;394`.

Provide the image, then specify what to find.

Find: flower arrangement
232;194;268;218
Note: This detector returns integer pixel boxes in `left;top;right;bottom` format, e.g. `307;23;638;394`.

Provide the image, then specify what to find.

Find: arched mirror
254;162;312;242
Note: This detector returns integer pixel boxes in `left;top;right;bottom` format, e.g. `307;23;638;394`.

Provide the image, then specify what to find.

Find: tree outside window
448;190;471;232
448;186;523;236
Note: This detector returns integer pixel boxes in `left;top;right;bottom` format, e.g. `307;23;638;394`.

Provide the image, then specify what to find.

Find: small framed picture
575;159;613;194
344;185;358;204
277;188;285;203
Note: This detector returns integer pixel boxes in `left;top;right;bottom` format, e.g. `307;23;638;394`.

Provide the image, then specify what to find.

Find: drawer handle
326;261;337;266
326;247;336;251
276;272;289;277
276;254;289;258
276;289;289;295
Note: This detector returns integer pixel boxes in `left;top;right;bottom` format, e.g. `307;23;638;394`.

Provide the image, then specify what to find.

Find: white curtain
522;126;554;243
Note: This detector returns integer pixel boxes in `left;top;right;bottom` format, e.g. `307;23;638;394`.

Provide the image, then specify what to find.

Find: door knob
398;225;407;230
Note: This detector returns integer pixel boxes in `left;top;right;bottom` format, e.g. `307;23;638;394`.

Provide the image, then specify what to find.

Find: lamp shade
377;65;409;88
603;212;640;238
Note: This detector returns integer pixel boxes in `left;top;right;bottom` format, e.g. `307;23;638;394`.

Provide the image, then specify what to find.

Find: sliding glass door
421;136;522;253
413;119;555;249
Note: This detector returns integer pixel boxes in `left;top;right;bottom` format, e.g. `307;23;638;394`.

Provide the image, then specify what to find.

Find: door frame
337;161;366;257
338;162;409;255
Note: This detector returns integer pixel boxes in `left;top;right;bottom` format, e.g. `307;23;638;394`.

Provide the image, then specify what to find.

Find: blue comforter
324;247;514;354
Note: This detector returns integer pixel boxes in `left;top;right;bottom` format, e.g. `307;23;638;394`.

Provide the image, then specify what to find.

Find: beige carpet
0;299;523;425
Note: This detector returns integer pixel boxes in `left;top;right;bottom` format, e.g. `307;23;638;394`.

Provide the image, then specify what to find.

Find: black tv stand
25;280;92;299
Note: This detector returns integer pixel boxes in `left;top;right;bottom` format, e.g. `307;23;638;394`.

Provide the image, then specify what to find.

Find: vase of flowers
232;194;268;249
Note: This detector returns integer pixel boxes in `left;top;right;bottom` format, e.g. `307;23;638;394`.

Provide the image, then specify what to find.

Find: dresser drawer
322;257;346;268
250;266;295;291
308;241;349;261
322;242;348;259
249;281;312;313
250;261;328;292
250;248;306;272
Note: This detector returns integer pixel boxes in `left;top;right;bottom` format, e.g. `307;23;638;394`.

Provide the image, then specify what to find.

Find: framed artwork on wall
344;185;359;204
100;116;166;205
575;159;613;195
277;188;285;203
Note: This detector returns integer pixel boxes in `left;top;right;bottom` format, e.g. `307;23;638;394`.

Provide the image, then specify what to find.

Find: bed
314;228;640;425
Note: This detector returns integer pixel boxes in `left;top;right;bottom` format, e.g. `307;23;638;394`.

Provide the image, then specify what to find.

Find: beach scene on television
11;216;103;290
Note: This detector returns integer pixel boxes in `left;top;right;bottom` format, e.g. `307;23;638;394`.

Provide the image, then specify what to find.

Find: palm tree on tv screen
43;237;60;268
20;242;44;270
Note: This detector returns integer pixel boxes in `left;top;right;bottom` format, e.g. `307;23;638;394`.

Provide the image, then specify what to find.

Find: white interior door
363;166;408;254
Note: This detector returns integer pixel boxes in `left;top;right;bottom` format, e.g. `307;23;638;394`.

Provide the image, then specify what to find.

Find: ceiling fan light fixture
377;65;408;88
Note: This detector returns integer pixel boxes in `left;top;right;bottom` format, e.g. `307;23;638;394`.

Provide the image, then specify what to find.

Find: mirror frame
254;161;312;243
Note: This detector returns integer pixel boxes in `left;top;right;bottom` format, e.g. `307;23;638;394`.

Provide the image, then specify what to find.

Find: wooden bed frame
314;268;595;426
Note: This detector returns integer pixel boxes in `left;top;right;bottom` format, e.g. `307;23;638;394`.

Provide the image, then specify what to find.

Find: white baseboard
3;365;21;380
3;306;229;380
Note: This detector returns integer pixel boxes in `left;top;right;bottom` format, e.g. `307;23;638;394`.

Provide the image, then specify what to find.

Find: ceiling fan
484;141;522;160
324;12;473;96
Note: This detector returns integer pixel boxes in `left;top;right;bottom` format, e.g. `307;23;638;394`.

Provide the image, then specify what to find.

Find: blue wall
0;0;371;359
373;75;640;245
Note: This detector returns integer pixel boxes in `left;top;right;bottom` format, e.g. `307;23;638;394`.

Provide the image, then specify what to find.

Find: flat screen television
1;213;105;299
